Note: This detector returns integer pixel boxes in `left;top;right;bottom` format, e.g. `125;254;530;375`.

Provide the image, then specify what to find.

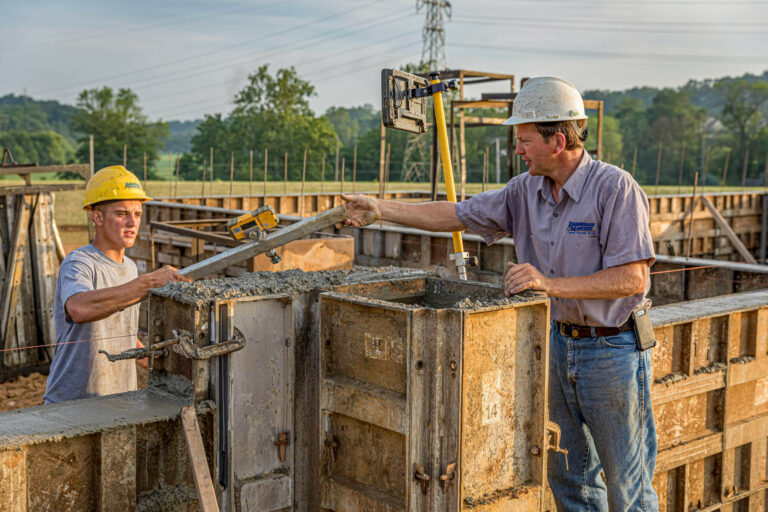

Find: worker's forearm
378;200;466;232
66;278;150;324
547;265;646;300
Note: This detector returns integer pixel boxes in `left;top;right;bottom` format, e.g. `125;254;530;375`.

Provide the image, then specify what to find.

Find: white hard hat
503;77;588;138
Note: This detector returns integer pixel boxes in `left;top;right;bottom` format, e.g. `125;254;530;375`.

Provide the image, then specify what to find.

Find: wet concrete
651;288;768;327
656;372;688;385
155;267;430;306
694;362;727;375
137;485;198;512
0;388;189;449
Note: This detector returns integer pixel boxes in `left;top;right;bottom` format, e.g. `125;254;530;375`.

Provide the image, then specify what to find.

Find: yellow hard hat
83;165;152;210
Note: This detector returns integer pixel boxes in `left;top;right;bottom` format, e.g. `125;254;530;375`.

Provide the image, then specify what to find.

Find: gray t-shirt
456;150;655;327
43;244;139;403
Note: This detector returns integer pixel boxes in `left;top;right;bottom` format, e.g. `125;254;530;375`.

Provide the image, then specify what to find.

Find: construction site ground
0;366;149;413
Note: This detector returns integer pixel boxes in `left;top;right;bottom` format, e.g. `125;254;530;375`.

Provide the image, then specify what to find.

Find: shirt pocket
564;219;601;254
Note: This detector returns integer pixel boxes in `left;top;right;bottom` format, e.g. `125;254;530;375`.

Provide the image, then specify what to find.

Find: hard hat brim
83;192;153;211
503;114;588;126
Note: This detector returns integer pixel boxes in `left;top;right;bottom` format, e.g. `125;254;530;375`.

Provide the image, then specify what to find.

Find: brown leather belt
556;320;633;339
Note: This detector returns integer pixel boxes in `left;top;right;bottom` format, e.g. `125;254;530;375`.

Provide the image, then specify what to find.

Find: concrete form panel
240;475;293;511
0;448;26;512
318;278;550;512
225;296;295;510
27;435;98;511
651;289;768;512
100;426;137;512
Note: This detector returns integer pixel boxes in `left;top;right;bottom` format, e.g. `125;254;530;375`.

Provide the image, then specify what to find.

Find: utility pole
403;0;452;187
416;0;452;71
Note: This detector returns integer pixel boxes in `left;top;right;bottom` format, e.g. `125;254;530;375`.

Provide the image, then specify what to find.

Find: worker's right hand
139;265;191;289
340;194;380;227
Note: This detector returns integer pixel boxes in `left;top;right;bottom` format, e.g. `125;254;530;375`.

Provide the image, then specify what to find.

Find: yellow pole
430;74;468;280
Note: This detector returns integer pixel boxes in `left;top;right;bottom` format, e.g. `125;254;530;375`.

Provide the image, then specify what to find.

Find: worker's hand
505;262;550;296
139;265;191;289
340;194;380;227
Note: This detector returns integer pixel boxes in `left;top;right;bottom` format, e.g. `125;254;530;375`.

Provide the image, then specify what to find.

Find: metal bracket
410;80;458;99
448;251;474;279
98;335;180;362
414;463;430;495
324;434;339;463
172;328;246;360
274;432;290;463
547;420;569;471
439;462;456;493
99;328;245;362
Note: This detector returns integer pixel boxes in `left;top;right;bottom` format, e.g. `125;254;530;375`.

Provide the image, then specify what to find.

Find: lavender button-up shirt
456;150;655;327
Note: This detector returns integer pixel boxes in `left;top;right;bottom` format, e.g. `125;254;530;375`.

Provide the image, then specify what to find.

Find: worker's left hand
505;262;550;296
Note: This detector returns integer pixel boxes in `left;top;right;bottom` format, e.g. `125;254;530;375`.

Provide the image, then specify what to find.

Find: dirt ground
0;365;149;413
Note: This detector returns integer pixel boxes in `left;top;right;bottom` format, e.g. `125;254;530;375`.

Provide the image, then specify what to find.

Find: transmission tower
402;0;452;183
416;0;452;71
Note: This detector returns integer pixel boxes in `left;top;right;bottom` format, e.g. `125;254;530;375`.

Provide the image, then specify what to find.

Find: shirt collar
536;149;592;204
560;150;592;203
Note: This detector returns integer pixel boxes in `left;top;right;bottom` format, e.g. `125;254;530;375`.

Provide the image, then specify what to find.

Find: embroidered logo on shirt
567;222;596;235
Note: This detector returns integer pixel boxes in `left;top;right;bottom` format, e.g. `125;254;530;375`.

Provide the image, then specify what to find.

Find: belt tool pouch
631;299;655;351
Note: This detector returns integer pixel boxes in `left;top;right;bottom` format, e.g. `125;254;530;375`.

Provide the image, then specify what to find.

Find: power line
132;12;412;99
491;0;768;4
150;44;421;119
453;17;768;35
30;0;382;97
4;1;283;51
141;30;413;107
455;13;768;26
451;42;768;64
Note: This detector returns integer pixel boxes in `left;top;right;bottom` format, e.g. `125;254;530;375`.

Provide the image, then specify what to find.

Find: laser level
226;205;282;263
381;68;476;280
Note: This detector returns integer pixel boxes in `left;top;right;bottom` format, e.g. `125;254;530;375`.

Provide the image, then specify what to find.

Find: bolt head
530;446;540;456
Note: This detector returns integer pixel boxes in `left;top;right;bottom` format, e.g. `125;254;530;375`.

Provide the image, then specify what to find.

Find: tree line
1;67;766;187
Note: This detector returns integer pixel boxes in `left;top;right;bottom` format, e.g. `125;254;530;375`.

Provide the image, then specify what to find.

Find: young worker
44;165;189;404
342;77;658;511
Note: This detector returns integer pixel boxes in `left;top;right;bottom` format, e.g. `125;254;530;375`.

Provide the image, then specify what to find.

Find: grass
0;177;762;228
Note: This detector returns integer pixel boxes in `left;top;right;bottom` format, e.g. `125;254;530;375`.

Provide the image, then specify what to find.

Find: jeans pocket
599;332;637;349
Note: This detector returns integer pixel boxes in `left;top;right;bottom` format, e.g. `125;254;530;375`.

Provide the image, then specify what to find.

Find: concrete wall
0;389;215;512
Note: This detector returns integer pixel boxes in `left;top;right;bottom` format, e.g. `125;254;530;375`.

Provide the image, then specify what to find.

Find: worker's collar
537;149;591;204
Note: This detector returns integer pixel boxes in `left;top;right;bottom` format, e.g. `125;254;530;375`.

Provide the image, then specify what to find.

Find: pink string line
0;333;136;353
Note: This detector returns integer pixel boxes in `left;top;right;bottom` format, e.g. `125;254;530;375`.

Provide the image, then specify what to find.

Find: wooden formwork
0;389;216;512
0;192;62;379
319;278;551;511
0;158;86;378
138;198;768;306
151;189;768;263
650;289;768;511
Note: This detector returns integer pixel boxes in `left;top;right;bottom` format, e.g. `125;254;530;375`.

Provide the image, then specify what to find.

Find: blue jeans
548;320;659;511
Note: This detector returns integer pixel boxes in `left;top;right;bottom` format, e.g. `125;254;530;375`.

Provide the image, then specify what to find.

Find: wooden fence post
655;141;663;195
300;147;307;217
249;150;254;197
677;140;686;194
263;148;268;200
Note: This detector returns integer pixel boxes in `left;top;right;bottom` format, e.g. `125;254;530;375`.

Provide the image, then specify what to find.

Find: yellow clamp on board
227;205;280;241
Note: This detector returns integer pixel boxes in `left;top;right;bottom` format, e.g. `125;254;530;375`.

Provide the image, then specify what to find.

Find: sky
2;0;767;122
